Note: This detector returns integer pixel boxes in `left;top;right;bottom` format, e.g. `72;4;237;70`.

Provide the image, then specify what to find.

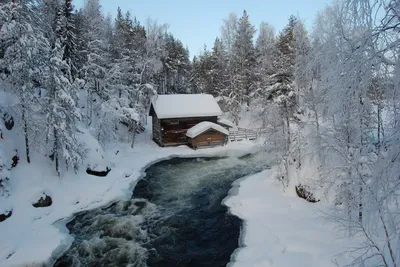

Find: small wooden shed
186;122;229;149
149;94;223;147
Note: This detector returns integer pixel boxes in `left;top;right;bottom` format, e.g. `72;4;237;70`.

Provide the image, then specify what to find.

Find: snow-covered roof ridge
151;94;222;119
186;121;229;138
217;117;235;128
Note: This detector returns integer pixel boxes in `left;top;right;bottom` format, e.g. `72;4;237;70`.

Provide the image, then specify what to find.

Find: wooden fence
229;127;258;142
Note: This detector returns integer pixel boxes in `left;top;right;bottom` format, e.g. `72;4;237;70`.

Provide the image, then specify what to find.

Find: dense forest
0;0;399;266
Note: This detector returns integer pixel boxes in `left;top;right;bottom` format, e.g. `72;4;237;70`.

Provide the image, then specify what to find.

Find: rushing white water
54;153;269;267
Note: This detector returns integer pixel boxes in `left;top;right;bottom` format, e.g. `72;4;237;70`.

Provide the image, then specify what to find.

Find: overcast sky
75;0;330;57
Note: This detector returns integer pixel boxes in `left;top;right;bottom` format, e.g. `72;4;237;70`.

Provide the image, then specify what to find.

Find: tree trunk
284;101;291;150
359;182;363;223
87;89;92;126
54;128;60;177
131;121;137;148
377;103;381;153
22;109;30;164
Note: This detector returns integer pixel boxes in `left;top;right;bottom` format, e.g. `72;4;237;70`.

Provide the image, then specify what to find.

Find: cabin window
178;136;187;142
165;119;179;125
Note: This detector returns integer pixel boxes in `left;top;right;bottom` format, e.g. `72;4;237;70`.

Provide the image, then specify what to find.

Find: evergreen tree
269;15;298;147
46;12;85;176
222;10;256;124
209;38;228;96
62;0;78;78
191;45;213;94
161;34;191;94
231;10;256;106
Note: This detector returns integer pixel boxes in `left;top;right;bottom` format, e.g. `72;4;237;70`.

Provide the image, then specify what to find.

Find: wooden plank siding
151;115;219;147
188;129;228;149
161;117;218;146
152;116;163;146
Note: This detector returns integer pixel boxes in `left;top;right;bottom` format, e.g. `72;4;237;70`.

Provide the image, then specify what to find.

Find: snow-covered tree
46;15;85;176
160;33;191;94
255;22;275;77
230;10;256;106
81;0;108;125
0;0;50;163
209;38;228;97
293;20;310;106
304;1;400;266
220;12;238;57
61;0;78;77
191;40;228;97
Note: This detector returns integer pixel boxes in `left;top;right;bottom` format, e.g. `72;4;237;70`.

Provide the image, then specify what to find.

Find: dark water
54;154;268;267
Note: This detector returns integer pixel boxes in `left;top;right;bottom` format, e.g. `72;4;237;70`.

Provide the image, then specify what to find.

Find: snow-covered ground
0;118;351;267
225;169;353;267
0;122;258;267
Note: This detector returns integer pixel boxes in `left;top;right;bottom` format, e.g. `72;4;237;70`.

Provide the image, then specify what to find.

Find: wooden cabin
186;122;229;149
149;94;223;147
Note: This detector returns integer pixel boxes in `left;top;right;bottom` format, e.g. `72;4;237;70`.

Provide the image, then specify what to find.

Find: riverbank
225;170;354;267
0;125;258;267
54;155;269;266
1;122;353;267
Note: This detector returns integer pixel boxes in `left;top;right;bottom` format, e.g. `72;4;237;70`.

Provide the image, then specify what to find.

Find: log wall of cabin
152;115;163;146
160;116;218;146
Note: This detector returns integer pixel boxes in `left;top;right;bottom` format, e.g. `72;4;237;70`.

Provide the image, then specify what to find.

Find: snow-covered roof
215;95;231;103
186;121;229;138
151;94;222;119
214;96;223;102
217;117;235;128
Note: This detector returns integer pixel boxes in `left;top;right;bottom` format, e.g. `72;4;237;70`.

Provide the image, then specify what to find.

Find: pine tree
231;10;256;106
62;0;78;78
209;38;228;96
254;16;299;185
161;34;191;94
191;45;213;94
46;13;85;176
271;15;298;146
222;10;256;124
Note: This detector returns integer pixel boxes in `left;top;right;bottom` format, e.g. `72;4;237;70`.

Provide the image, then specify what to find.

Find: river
54;153;268;267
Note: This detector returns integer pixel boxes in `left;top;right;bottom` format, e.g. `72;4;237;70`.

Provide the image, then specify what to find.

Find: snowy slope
225;170;354;267
0;110;353;267
0;121;258;267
